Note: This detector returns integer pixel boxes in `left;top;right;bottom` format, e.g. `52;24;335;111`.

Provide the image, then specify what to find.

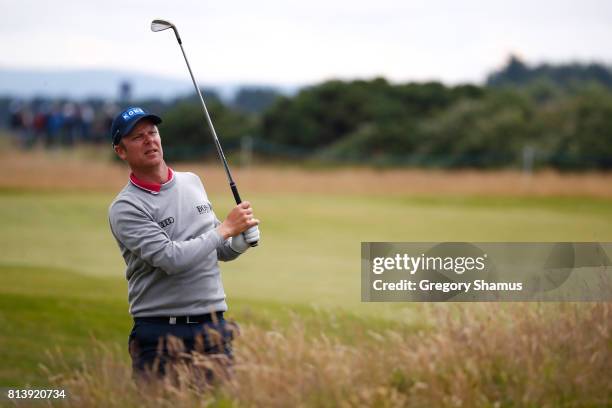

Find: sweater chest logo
158;217;175;228
196;203;212;214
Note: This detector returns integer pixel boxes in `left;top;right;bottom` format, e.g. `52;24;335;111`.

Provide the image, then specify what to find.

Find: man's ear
114;142;127;161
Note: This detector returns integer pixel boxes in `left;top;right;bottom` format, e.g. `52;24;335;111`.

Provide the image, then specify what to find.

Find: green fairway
2;190;612;386
2;191;612;307
3;191;612;308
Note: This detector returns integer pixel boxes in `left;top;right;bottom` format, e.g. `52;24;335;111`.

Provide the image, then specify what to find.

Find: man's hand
217;201;259;240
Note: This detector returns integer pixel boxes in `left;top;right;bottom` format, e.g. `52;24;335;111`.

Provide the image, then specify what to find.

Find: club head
151;19;174;32
151;19;182;43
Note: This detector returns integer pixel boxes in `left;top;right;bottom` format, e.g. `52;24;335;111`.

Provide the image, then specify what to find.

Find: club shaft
164;23;257;246
177;42;242;204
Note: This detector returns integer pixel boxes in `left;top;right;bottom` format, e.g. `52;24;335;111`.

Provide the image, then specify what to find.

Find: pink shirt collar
129;167;174;195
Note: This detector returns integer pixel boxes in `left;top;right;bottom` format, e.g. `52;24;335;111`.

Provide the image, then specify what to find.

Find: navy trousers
128;313;238;381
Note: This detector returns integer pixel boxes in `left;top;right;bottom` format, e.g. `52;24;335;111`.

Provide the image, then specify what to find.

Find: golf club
151;19;258;247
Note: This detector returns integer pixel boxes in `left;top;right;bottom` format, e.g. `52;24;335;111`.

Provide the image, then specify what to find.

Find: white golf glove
243;225;260;244
229;226;260;253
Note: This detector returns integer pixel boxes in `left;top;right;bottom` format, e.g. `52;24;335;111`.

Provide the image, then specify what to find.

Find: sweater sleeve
109;199;224;275
189;171;242;262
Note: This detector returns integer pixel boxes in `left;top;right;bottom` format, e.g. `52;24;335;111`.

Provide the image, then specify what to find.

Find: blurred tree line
5;57;611;169
156;57;612;169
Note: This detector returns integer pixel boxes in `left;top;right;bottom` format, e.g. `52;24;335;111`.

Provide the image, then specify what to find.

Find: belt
134;311;224;325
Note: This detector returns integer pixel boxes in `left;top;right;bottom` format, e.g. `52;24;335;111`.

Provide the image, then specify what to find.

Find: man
108;106;259;379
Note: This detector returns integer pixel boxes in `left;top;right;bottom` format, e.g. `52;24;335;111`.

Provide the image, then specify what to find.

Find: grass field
1;146;611;405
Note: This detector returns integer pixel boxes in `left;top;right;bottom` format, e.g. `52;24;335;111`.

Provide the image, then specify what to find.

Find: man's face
114;120;164;169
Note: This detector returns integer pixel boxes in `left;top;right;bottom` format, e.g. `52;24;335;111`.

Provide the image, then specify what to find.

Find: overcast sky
1;0;612;86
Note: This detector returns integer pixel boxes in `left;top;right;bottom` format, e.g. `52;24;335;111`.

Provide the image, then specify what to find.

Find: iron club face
150;19;174;32
151;19;181;43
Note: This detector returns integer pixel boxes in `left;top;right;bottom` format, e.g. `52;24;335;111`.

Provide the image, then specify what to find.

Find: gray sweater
108;170;240;317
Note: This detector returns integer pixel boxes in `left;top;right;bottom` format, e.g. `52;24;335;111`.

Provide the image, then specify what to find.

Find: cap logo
122;107;145;121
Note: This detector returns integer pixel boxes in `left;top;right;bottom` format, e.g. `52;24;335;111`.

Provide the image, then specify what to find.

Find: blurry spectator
102;102;119;142
46;103;63;147
22;105;34;148
9;100;23;132
62;102;77;146
9;100;36;148
32;104;49;145
80;103;95;141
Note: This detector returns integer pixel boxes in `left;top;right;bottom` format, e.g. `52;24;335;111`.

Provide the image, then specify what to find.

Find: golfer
108;106;259;379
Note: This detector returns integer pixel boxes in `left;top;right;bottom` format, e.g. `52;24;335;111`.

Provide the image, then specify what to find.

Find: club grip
230;182;242;204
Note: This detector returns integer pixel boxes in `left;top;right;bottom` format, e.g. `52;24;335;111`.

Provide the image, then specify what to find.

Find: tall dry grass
3;144;612;198
43;303;611;407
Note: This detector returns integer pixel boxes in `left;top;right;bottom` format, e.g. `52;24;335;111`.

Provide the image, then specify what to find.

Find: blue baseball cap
110;106;162;145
